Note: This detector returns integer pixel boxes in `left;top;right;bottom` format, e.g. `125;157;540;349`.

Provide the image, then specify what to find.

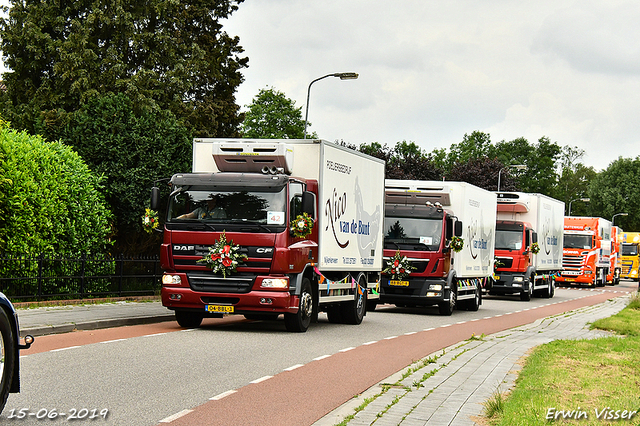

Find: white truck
378;180;496;315
153;138;385;332
491;192;564;300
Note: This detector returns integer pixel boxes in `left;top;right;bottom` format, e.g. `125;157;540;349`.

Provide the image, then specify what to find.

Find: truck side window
289;181;304;219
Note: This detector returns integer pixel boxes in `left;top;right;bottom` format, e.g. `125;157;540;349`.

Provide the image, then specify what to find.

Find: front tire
0;307;16;414
520;278;533;301
340;276;367;325
438;284;456;316
465;286;481;311
285;277;313;332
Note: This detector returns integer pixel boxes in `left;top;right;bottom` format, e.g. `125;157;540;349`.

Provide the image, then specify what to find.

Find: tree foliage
241;87;315;139
0;124;112;256
359;141;443;180
60;93;192;253
0;0;248;139
587;157;640;230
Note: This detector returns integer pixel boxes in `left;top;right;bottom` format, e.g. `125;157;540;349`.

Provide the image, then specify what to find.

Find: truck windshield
383;217;442;251
563;234;592;249
495;229;523;250
167;187;287;228
622;243;639;256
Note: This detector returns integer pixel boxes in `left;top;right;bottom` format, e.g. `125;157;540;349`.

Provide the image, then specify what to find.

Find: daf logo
256;248;274;254
173;245;195;251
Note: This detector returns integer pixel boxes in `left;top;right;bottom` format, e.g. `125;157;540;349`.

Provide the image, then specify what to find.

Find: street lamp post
497;164;527;191
303;72;358;139
567;197;590;216
611;212;628;225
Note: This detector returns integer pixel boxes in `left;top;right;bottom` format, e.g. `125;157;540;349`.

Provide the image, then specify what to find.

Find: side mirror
454;220;463;237
150;186;160;210
301;191;315;218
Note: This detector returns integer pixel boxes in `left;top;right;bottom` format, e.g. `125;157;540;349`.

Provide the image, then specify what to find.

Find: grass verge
483;294;640;425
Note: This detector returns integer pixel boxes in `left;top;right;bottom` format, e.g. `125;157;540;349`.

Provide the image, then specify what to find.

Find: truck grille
562;254;585;271
187;272;255;293
495;257;513;268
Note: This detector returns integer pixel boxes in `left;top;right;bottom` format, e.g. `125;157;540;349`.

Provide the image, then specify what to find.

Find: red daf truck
556;217;612;287
491;192;564;300
375;180;496;315
152;139;385;332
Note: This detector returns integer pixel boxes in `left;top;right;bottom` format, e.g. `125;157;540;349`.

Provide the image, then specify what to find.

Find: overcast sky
222;0;640;171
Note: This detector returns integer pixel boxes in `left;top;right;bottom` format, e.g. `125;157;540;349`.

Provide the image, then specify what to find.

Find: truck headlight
162;274;181;285
261;278;289;289
513;276;524;283
429;284;443;291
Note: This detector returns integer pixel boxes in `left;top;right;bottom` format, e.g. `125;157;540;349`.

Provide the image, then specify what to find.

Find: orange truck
607;226;622;285
556;217;612;287
621;232;640;281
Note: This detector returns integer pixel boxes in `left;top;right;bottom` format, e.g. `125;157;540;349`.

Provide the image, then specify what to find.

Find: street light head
581;198;590;202
511;164;527;171
336;72;359;80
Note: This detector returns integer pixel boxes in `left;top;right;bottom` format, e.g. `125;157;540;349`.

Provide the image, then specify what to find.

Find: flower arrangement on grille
290;213;314;238
142;208;159;234
197;231;248;278
450;236;464;252
529;242;540;254
383;250;415;280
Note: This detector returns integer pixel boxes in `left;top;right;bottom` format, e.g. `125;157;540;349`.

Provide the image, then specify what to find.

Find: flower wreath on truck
197;231;248;278
383;250;416;280
290;213;314;238
142;208;159;234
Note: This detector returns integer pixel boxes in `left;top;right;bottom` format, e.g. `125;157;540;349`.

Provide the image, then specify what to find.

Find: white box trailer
493;192;564;299
381;180;496;315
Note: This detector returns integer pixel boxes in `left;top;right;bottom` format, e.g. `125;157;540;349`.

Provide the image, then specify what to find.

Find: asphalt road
3;282;636;426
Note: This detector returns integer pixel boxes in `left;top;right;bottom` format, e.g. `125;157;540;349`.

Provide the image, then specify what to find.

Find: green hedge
0;122;113;257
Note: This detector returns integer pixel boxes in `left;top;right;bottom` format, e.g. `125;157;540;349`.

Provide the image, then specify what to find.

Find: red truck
491;192;564;300
152;139;385;332
556;217;612;287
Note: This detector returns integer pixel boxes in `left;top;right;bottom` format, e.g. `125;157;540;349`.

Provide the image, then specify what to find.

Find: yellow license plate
206;304;234;313
565;278;575;282
389;280;409;287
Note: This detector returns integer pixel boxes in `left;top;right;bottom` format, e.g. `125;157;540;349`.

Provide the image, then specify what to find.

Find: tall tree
554;146;596;214
241;87;314;139
0;0;248;139
587;157;640;230
360;141;442;180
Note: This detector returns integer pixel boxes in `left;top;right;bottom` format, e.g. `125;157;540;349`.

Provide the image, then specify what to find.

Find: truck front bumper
378;277;447;306
490;272;527;295
161;286;300;315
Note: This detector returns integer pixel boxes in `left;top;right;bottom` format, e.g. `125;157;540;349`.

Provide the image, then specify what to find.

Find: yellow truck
621;232;640;281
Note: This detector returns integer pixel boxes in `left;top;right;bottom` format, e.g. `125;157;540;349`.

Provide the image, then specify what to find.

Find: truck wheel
340;276;367;325
465;286;481;311
285;278;313;332
0;307;16;414
544;278;555;298
438;286;456;316
175;310;204;328
520;278;532;301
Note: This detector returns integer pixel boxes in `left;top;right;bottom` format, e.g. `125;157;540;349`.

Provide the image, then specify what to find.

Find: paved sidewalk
313;295;630;426
16;300;174;337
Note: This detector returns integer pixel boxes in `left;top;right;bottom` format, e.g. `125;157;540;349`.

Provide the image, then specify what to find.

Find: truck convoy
153;138;385;332
556;216;612;287
491;192;564;300
376;180;496;315
621;232;640;281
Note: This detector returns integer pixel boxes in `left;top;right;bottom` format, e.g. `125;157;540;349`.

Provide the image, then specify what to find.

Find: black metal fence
0;253;162;301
